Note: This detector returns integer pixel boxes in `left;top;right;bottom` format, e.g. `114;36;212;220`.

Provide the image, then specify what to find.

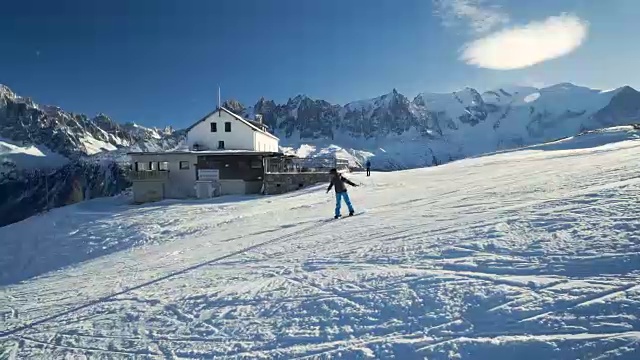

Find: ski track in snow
2;138;640;359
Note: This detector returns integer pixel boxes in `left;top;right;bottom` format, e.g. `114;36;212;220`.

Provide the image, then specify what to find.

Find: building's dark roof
185;107;278;140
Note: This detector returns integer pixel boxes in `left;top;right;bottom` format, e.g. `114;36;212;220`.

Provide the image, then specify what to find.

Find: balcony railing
265;157;350;174
130;170;170;181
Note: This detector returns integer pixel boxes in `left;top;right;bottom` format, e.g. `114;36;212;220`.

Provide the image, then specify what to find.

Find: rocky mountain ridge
0;84;181;164
1;82;639;226
227;83;640;168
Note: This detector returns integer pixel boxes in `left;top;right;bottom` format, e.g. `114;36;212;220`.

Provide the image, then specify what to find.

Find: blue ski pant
335;191;354;217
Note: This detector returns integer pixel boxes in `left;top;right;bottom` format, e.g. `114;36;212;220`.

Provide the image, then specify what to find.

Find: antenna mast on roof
218;86;221;109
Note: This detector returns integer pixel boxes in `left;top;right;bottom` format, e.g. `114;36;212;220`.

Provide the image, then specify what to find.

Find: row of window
135;161;168;171
195;141;275;151
135;161;191;171
211;122;232;133
192;141;226;150
134;159;265;173
198;159;264;169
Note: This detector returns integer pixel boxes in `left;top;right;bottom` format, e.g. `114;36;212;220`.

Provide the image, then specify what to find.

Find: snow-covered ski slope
2;127;640;359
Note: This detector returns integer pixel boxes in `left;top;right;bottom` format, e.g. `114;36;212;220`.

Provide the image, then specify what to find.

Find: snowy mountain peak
0;84;16;100
231;82;640;168
615;85;638;95
4;82;640;173
545;82;581;90
287;94;309;105
221;99;245;115
0;84;35;108
380;88;403;101
0;84;182;161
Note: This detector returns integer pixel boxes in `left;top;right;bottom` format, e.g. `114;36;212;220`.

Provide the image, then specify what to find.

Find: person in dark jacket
365;160;371;177
327;168;358;218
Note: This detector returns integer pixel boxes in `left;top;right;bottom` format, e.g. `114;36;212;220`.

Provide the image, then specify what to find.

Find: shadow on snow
0;193;274;287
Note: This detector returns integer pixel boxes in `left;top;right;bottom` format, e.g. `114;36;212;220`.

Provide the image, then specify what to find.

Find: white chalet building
186;107;279;152
127;107;281;203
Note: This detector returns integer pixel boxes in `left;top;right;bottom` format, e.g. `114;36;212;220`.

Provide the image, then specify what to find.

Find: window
225;122;231;132
159;162;169;171
149;162;157;170
179;161;190;170
210;122;217;132
218;141;225;149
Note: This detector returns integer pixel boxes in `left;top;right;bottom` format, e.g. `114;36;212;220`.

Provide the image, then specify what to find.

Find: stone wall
263;172;331;195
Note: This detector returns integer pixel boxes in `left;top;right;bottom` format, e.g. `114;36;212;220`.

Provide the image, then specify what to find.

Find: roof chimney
255;114;263;124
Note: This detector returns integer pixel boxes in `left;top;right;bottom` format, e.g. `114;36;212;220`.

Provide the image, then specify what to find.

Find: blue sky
0;0;638;128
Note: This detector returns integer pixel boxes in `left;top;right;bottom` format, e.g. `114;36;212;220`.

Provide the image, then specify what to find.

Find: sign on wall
198;169;220;181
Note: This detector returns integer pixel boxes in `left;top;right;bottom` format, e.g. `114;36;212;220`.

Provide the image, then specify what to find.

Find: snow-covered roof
186;107;279;140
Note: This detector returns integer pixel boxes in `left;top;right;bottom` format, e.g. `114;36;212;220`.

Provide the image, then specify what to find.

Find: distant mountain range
3;82;640;171
226;83;640;168
0;84;182;172
1;82;640;226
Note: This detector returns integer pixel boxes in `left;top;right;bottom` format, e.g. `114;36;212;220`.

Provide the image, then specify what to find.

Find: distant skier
365;160;371;177
326;168;358;219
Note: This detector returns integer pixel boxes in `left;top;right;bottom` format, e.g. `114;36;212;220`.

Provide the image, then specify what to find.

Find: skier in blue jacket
326;168;358;219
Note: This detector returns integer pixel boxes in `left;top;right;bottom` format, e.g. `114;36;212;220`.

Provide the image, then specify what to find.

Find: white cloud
460;13;589;70
434;0;510;34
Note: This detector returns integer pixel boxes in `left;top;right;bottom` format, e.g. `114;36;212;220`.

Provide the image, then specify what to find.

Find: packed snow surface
2;130;640;359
